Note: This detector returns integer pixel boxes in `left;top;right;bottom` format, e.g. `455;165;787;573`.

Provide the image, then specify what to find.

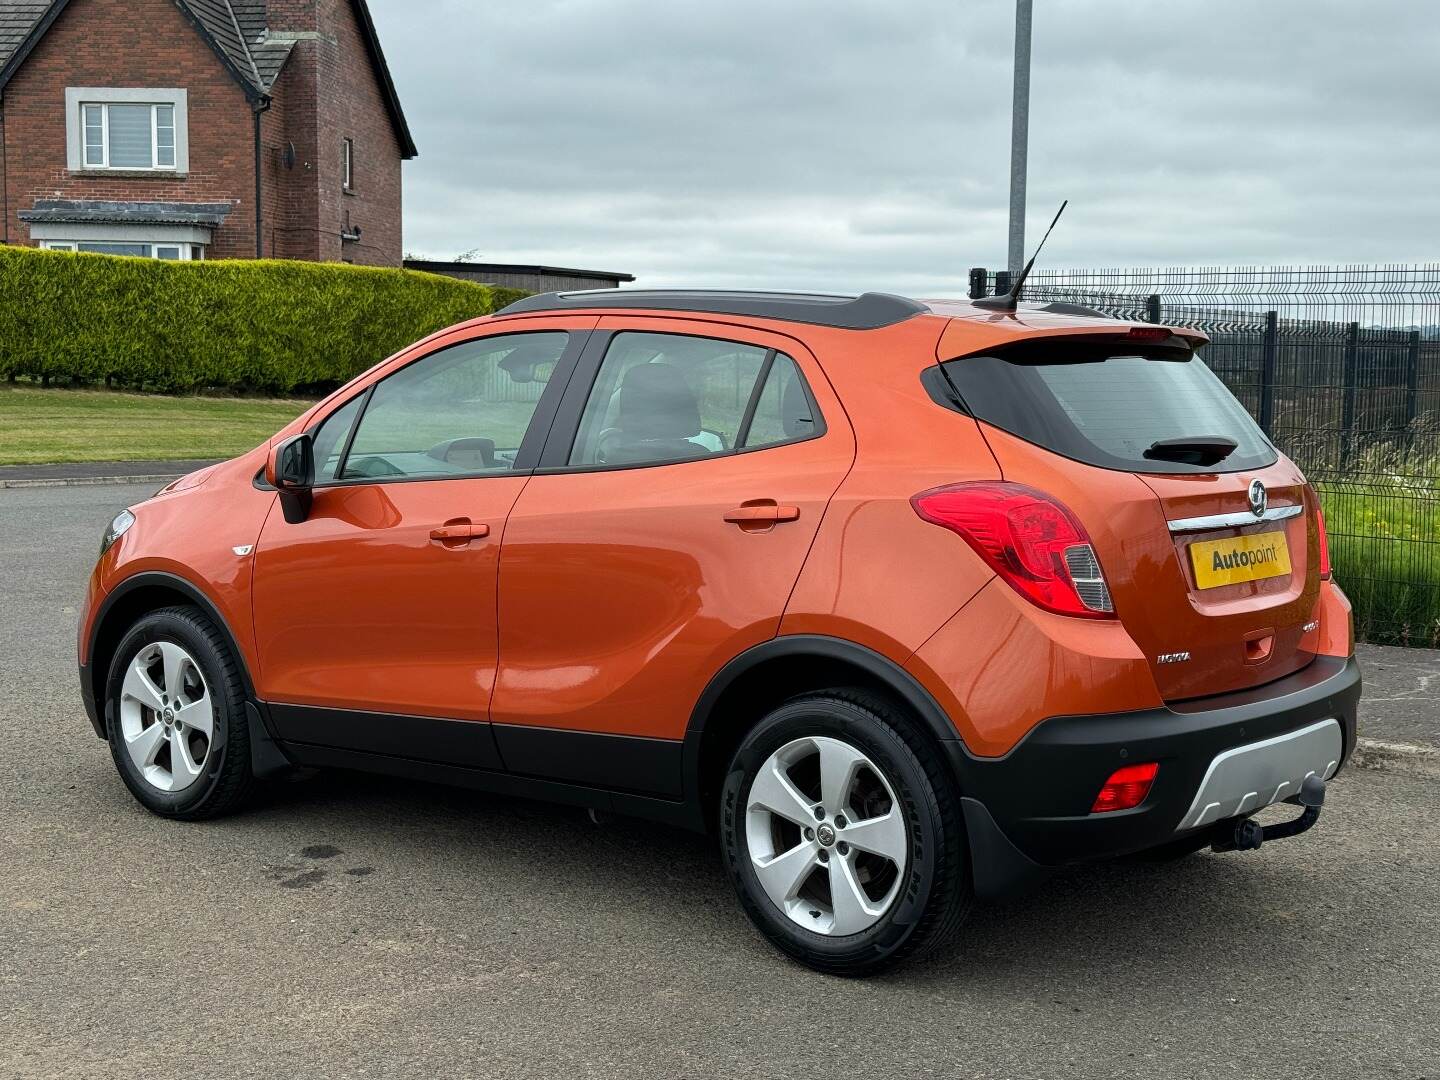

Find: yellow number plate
1189;530;1292;589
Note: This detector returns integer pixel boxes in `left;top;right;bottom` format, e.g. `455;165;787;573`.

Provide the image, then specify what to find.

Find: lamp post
1007;0;1033;275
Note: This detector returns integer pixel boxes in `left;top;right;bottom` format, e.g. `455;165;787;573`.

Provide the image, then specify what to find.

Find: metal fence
971;264;1440;646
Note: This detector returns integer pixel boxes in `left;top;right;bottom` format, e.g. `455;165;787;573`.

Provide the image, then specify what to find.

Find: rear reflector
1092;762;1159;813
911;482;1115;618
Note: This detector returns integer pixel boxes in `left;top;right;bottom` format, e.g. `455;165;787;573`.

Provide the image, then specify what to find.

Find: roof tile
0;1;51;72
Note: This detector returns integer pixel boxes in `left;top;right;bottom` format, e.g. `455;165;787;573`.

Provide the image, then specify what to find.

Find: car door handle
724;502;801;526
429;521;490;544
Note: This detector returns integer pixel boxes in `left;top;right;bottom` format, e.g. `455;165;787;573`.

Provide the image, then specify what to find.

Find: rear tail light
1315;499;1333;581
1092;762;1158;813
911;482;1115;618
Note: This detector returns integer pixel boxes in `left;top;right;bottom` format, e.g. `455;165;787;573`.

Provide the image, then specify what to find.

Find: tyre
719;690;972;975
104;606;255;820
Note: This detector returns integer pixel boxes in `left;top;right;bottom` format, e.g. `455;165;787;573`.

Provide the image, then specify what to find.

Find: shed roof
18;199;235;226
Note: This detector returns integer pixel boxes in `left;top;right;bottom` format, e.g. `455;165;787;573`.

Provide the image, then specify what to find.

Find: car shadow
234;766;1320;989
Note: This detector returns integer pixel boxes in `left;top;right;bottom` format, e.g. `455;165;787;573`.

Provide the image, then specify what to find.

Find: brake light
1126;326;1171;342
911;482;1115;618
1315;500;1332;581
1092;762;1158;813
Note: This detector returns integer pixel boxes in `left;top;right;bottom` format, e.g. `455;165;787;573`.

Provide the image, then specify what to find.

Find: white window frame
79;103;175;170
65;88;189;173
342;138;355;192
41;239;200;260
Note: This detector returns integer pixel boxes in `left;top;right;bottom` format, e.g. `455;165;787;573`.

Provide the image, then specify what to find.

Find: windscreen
941;347;1277;474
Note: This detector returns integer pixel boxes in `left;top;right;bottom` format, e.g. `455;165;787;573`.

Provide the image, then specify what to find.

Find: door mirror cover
267;433;314;522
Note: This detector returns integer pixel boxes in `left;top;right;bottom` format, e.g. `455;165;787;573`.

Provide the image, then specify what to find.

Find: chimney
265;0;318;33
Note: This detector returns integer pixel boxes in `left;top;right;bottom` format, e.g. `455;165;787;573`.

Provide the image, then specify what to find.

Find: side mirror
267;433;314;523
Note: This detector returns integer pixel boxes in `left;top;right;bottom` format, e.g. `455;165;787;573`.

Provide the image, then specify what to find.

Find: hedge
0;246;527;393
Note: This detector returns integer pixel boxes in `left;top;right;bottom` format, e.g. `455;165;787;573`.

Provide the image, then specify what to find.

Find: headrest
616;363;701;439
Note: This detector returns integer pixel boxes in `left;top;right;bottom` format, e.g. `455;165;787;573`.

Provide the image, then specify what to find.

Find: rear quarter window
937;346;1277;474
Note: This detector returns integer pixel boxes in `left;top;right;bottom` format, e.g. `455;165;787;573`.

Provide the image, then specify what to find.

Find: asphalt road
2;483;1437;1080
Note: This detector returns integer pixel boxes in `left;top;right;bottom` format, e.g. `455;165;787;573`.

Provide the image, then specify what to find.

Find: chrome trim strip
1166;503;1303;534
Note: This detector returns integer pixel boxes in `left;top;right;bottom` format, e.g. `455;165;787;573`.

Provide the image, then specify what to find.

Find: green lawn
0;385;311;466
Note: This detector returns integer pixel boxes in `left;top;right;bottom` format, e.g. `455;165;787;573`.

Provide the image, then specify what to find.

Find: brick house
0;0;415;264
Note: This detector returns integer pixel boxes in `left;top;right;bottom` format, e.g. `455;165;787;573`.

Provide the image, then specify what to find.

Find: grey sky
371;0;1440;293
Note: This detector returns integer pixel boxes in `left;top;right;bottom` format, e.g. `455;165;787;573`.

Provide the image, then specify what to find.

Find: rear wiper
1143;436;1239;466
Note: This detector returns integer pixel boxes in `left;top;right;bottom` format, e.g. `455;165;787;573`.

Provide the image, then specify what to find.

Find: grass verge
1314;445;1440;647
0;385;309;466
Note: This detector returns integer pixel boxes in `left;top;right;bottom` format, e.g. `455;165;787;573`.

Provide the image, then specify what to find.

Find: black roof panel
496;289;930;330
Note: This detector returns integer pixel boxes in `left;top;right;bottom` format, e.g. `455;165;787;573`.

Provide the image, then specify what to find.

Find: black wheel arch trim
683;634;1034;891
681;633;964;804
88;571;257;697
82;572;288;772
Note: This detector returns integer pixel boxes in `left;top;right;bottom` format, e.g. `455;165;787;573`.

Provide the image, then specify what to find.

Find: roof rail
496;289;930;330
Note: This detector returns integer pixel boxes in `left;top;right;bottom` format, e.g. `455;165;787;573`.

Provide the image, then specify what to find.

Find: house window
41;240;202;260
80;102;177;170
342;138;355;192
65;88;189;172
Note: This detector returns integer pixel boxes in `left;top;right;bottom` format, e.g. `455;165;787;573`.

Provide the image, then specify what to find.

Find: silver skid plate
1176;718;1342;832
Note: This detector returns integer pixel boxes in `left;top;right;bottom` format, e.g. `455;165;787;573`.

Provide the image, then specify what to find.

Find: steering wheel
342;455;404;480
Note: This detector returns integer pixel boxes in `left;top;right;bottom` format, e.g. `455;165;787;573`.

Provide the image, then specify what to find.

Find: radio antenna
974;200;1067;312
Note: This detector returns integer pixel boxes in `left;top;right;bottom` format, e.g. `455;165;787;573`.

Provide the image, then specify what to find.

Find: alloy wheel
745;735;909;936
118;640;214;793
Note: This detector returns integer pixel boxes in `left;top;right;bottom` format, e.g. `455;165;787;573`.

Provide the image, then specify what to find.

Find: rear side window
742;354;818;450
568;332;821;468
939;348;1277;474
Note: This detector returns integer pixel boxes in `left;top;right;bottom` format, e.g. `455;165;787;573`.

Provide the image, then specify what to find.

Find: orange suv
78;290;1359;974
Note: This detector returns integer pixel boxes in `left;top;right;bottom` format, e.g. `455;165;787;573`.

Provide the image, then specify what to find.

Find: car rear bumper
947;653;1361;896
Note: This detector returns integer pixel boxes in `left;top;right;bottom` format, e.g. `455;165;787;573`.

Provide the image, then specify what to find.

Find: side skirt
265;701;701;832
278;741;703;832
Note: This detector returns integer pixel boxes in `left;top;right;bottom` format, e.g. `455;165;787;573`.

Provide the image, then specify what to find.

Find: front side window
568;332;821;468
310;395;364;483
80;102;176;169
335;332;569;482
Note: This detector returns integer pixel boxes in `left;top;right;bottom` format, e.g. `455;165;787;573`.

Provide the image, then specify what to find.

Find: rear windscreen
939;347;1277;474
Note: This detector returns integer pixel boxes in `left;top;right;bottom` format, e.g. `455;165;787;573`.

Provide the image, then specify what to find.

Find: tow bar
1213;774;1326;853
